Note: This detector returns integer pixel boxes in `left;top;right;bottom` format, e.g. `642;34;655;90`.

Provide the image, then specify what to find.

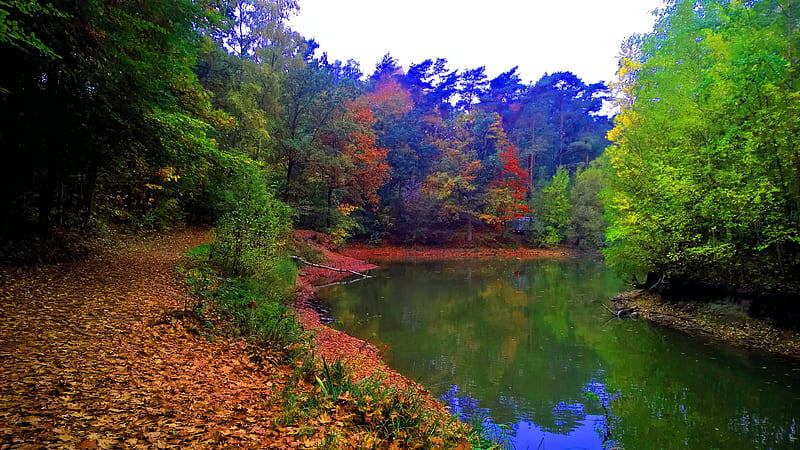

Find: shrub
209;166;294;293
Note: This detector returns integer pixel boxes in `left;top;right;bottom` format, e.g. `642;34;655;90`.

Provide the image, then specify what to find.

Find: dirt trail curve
0;229;299;449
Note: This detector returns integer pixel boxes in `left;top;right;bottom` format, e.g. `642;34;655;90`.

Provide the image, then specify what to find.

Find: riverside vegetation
179;223;487;448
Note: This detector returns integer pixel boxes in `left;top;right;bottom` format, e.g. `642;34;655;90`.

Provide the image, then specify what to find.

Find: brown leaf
76;439;98;449
454;438;469;450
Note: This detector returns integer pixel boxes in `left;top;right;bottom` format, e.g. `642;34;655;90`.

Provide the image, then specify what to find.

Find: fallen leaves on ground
0;229;303;448
1;229;471;449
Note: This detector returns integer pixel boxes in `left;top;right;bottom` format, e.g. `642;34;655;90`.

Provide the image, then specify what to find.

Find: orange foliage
341;98;391;209
483;144;533;228
365;78;413;119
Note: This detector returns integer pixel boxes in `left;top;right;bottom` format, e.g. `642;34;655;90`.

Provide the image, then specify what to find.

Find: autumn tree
311;97;390;229
481;143;533;229
420;137;483;242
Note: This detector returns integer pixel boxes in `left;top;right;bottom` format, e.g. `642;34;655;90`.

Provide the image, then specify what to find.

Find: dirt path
0;229;305;449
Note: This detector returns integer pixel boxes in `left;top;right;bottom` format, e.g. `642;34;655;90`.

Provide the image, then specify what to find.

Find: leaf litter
1;229;305;448
1;229;472;449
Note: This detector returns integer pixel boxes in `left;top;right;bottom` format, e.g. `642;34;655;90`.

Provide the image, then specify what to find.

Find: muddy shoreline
612;289;800;359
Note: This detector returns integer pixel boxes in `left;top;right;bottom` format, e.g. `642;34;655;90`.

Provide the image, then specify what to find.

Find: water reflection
318;258;800;449
443;381;614;449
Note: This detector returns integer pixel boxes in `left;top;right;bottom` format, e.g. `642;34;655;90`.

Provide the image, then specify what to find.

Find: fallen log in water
602;302;639;318
291;255;373;279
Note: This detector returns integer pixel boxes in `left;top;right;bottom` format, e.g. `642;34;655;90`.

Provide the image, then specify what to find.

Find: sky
289;0;666;85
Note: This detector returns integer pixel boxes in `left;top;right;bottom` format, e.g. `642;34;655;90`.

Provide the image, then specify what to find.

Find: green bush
210;189;292;281
214;277;306;355
181;245;307;362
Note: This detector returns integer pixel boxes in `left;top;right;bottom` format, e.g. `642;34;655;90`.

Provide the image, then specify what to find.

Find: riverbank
291;231;453;417
612;290;800;359
342;243;578;262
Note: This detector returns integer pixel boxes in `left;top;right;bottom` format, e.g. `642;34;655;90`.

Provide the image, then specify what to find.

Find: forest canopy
0;0;611;262
5;0;797;297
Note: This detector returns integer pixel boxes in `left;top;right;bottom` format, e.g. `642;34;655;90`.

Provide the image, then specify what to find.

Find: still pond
317;257;800;449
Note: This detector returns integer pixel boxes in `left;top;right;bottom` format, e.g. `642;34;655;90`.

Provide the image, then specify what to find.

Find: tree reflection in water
442;380;620;449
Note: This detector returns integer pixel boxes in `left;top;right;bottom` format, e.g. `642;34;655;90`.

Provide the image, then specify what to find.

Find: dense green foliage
605;0;800;293
566;165;606;250
182;244;304;370
0;0;233;260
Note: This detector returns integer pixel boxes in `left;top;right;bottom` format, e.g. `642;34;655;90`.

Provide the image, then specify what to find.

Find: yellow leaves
337;203;358;217
157;166;180;182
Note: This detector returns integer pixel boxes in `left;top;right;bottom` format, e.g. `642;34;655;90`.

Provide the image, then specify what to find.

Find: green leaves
604;0;800;292
0;0;63;59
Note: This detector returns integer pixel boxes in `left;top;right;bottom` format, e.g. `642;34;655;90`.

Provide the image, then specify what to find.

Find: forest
1;0;798;297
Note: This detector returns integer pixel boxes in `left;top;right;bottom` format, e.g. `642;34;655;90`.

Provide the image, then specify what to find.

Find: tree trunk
284;158;295;203
326;183;333;229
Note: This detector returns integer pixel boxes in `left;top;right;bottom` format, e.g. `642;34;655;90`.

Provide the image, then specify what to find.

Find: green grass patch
179;244;308;363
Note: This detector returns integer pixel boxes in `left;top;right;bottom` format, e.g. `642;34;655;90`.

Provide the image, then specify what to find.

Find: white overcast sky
290;0;665;85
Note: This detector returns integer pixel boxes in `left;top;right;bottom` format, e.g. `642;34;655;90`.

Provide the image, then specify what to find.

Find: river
317;257;800;449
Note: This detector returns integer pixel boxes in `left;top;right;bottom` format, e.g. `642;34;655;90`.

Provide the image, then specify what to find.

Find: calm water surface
317;257;800;449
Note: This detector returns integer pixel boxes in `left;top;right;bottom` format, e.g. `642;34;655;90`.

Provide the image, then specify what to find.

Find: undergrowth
178;244;307;363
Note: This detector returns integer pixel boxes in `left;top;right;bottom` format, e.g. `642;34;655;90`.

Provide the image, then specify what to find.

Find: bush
181;244;307;362
214;277;306;357
209;177;293;284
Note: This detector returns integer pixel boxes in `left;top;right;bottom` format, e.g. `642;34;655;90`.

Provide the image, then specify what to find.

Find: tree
212;0;301;64
566;164;605;250
421;145;483;242
0;0;224;244
0;0;61;61
481;143;533;229
311;97;390;228
273;60;346;206
479;66;525;120
533;167;571;248
604;0;800;293
457;66;489;111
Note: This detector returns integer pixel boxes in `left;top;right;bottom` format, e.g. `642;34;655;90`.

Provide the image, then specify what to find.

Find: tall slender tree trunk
284;158;295;203
326;183;333;229
528;153;535;194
